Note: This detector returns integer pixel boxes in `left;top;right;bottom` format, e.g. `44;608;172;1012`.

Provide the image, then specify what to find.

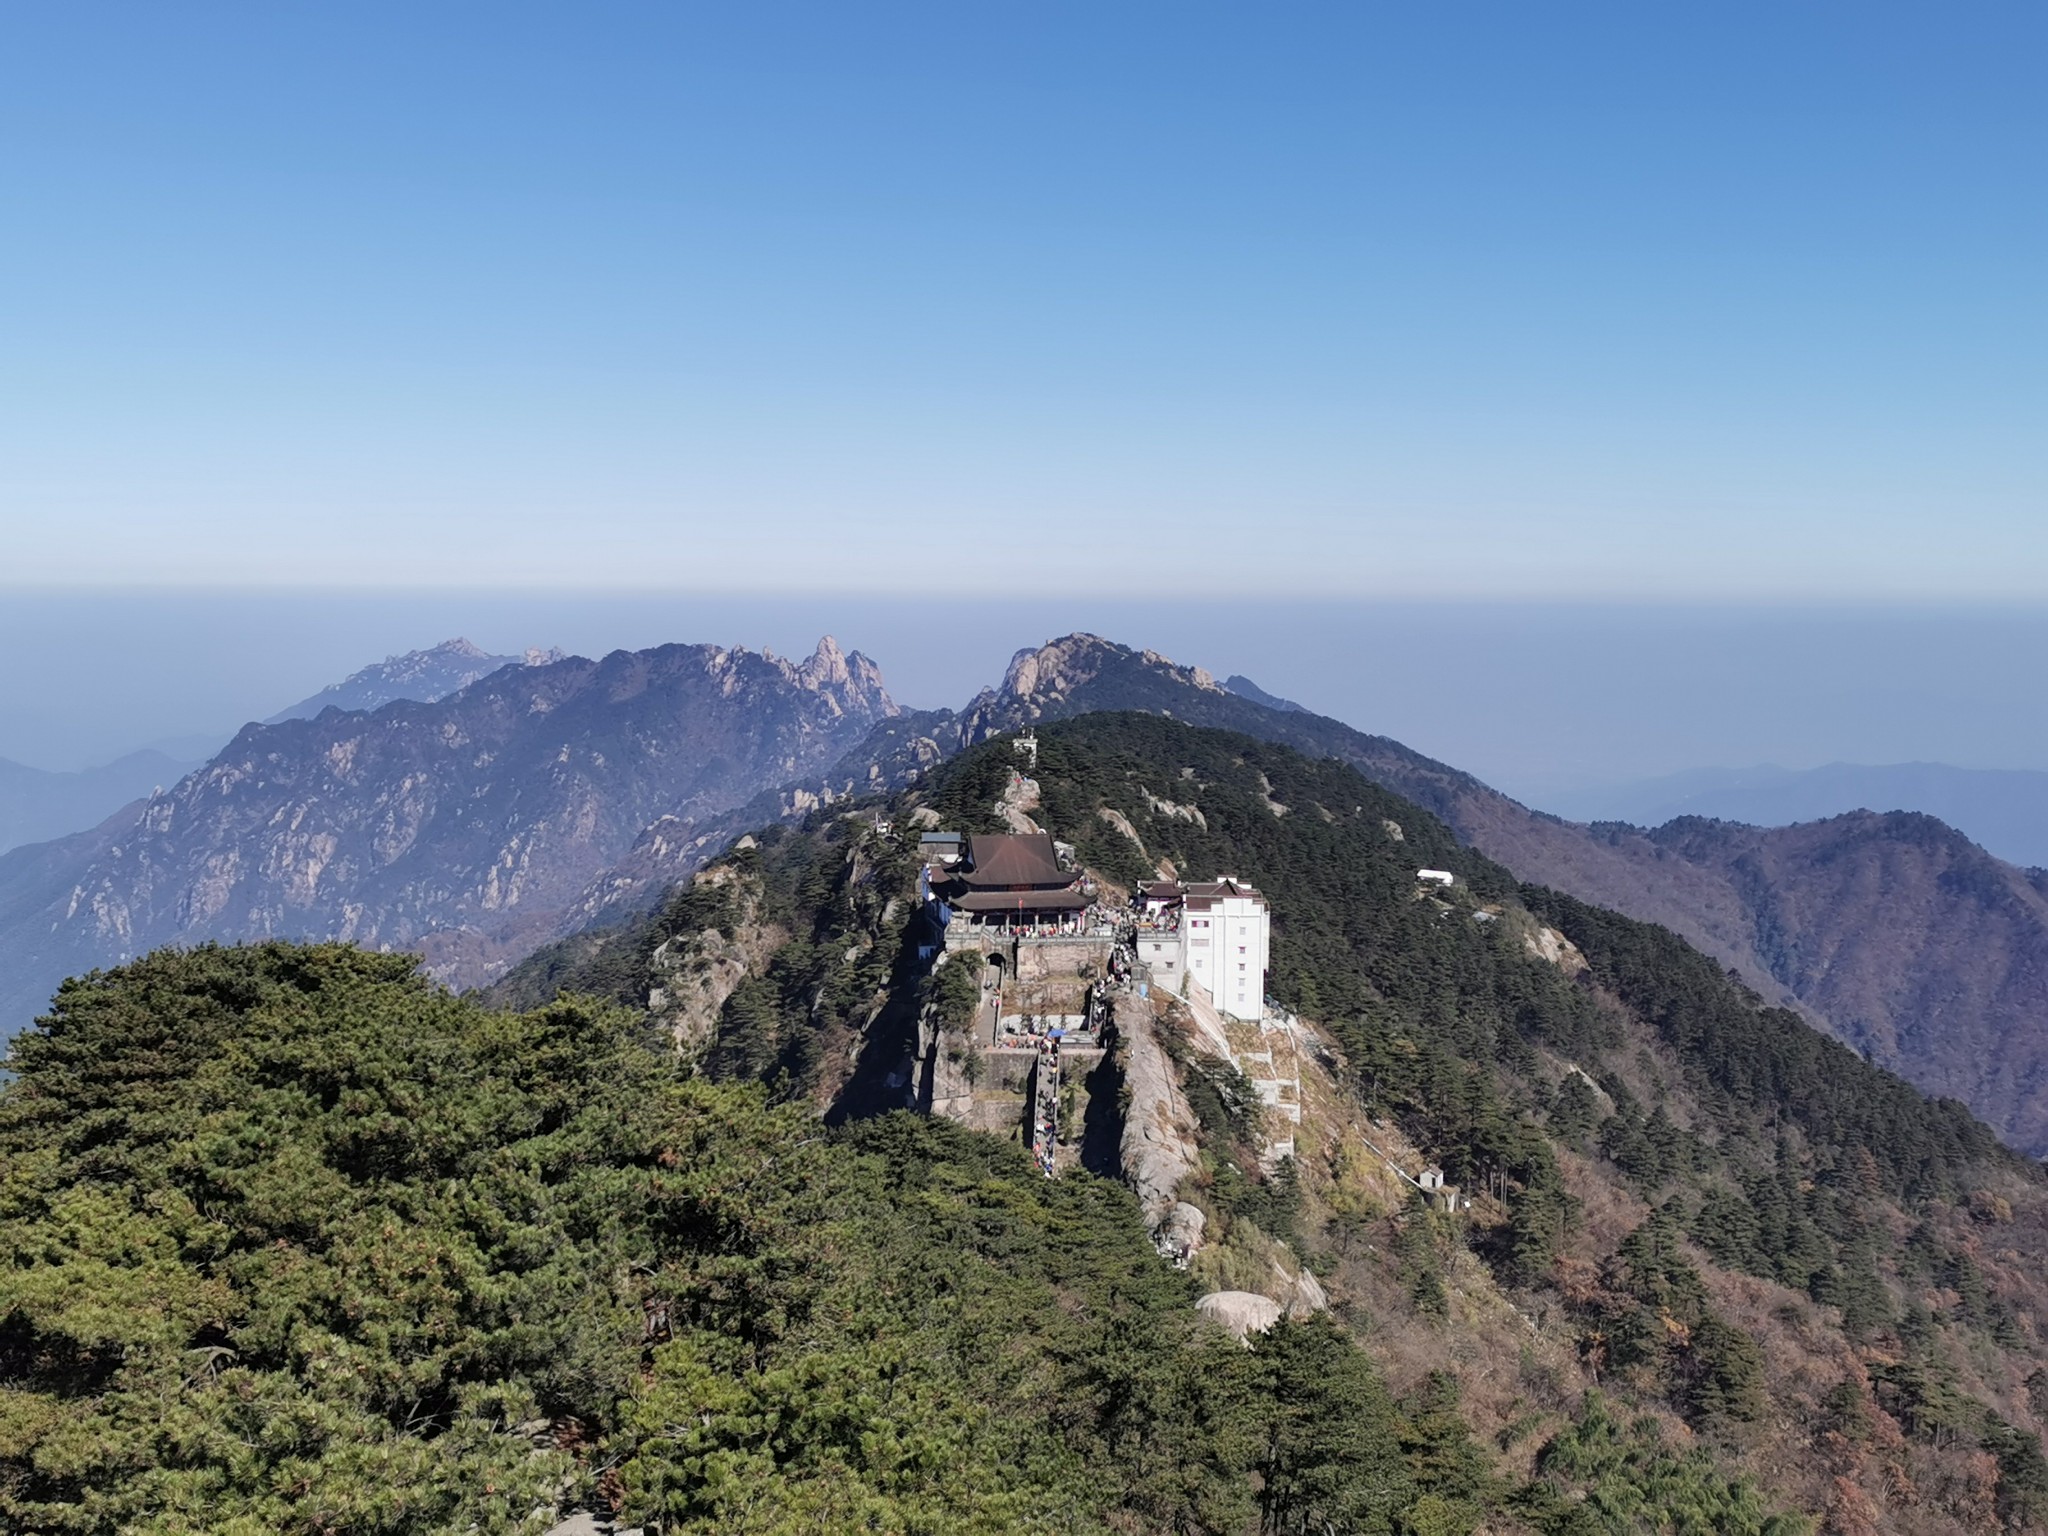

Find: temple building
938;831;1090;932
1139;876;1271;1022
1182;877;1270;1021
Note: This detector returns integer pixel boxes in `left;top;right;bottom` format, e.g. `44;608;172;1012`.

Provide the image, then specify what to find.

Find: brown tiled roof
1183;877;1262;900
952;888;1090;913
961;832;1070;890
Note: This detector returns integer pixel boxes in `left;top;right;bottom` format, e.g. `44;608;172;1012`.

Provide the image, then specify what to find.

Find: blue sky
2;3;2044;595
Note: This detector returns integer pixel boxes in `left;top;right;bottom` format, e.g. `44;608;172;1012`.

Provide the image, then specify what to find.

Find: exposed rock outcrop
1097;806;1146;852
1157;1201;1206;1264
1524;924;1587;975
1195;1290;1283;1341
957;634;1228;744
1115;995;1203;1232
1272;1260;1329;1318
647;863;784;1054
996;771;1042;835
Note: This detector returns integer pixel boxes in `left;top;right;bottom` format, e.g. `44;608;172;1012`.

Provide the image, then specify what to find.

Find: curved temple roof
959;832;1070;891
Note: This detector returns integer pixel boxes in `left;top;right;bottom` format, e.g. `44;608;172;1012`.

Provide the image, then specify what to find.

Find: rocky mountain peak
801;634;849;681
997;633;1108;702
993;634;1225;708
779;636;896;717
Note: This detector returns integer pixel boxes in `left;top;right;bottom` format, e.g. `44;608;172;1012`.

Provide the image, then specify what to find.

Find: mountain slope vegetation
932;635;2048;1159
0;942;1796;1535
513;711;2048;1533
1547;761;2048;870
1607;811;2048;1155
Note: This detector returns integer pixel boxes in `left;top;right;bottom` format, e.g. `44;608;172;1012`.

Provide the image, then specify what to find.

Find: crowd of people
1002;917;1155;1178
1030;1033;1061;1177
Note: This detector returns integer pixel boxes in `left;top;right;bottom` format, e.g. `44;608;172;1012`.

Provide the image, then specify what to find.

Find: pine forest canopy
0;943;1799;1534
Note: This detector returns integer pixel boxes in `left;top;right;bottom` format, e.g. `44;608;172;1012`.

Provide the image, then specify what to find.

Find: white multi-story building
1179;876;1269;1022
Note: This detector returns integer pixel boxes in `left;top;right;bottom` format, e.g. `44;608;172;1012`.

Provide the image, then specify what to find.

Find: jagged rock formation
1278;1261;1329;1318
958;634;1230;743
0;638;895;1036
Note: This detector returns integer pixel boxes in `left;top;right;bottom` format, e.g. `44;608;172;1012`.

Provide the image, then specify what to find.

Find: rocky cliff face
0;638;895;1035
643;851;790;1057
959;634;1229;742
957;635;1495;831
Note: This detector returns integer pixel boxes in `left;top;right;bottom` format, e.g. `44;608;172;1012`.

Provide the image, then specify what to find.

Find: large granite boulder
1196;1290;1283;1341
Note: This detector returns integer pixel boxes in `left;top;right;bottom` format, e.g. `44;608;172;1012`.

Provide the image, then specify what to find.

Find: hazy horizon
6;590;2046;821
5;9;2044;827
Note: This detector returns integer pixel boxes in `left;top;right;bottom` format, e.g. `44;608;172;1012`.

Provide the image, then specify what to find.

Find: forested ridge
503;713;2048;1531
0;944;1796;1534
10;712;2048;1531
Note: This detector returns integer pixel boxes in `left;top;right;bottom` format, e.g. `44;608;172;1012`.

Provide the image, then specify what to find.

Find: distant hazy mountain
0;638;895;1039
0;640;545;858
1547;761;2048;869
0;750;202;856
1223;674;1308;712
1596;812;2048;1147
264;637;558;723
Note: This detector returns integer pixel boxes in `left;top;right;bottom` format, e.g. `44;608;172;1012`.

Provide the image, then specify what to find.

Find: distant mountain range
0;637;895;1038
10;630;2048;1159
1223;674;1308;712
0;640;554;860
1545;761;2048;869
0;750;203;857
264;637;559;723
